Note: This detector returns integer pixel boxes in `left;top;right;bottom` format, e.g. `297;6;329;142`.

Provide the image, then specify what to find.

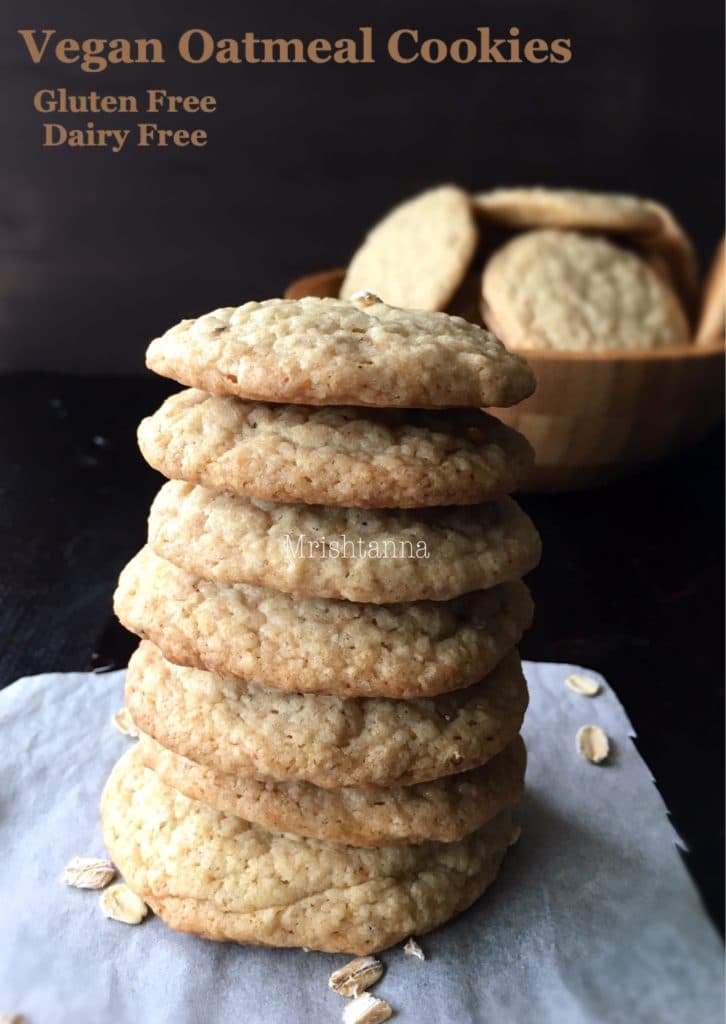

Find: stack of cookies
103;293;542;956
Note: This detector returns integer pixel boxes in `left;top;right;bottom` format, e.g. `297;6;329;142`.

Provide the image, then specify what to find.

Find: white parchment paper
0;662;722;1024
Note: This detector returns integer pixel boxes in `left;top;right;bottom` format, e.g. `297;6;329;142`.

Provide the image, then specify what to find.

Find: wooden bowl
285;268;725;492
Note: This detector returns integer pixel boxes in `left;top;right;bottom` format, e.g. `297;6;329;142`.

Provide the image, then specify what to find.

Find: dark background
0;0;723;931
1;0;724;370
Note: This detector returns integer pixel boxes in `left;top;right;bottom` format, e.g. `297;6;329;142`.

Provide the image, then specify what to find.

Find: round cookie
147;482;542;603
137;732;527;847
340;186;478;312
473;186;662;234
125;641;529;788
144;294;535;409
115;549;534;699
636;200;700;322
137;390;535;509
482;229;690;352
101;747;515;954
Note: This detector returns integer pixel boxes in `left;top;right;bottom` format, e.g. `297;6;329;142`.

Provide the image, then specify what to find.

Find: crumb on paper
403;937;425;960
112;707;139;738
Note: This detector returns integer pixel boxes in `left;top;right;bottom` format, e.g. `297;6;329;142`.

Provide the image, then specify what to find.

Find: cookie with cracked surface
137;731;526;846
145;293;535;409
115;548;534;699
101;746;515;954
339;185;478;313
473;186;662;234
482;229;690;351
125;641;529;788
147;481;542;603
137;390;535;509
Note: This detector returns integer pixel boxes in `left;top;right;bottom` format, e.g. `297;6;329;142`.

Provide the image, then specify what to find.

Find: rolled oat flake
576;724;610;764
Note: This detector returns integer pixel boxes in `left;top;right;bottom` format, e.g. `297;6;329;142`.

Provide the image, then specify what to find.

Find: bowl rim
285;267;726;364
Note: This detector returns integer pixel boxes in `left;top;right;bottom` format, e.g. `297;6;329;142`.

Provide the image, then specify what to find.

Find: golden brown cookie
145;294;534;409
125;641;529;788
474;186;662;234
147;482;542;603
115;549;534;698
482;229;690;351
637;201;700;323
695;237;725;345
101;747;516;954
138;390;535;509
340;185;477;311
138;732;526;846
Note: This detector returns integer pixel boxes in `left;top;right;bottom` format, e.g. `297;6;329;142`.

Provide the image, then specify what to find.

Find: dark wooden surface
1;371;723;930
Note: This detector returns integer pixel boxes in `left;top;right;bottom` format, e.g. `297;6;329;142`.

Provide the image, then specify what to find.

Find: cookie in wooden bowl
340;184;477;310
473;186;662;235
695;237;725;345
480;228;690;352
